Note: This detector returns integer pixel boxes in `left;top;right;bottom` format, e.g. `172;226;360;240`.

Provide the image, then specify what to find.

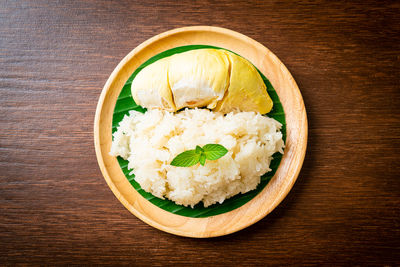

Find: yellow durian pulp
168;49;230;110
214;51;273;114
131;57;176;111
130;49;273;114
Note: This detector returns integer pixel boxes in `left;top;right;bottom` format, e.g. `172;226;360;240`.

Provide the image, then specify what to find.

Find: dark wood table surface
1;0;399;265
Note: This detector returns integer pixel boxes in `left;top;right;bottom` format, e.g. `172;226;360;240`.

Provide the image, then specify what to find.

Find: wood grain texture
1;0;399;264
94;26;307;237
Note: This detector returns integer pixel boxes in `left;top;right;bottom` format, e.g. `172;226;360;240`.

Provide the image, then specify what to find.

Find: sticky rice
110;108;284;207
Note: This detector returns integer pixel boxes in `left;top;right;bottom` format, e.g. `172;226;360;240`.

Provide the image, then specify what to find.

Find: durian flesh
168;49;230;110
131;49;273;114
131;57;175;111
214;51;273;114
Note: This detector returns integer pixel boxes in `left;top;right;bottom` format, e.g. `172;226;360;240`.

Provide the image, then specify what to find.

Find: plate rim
94;26;308;238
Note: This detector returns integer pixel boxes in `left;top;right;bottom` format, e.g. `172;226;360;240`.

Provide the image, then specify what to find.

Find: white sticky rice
110;108;284;207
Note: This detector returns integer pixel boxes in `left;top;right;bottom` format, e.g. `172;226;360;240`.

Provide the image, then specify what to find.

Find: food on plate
131;49;273;114
110;108;284;207
112;48;285;208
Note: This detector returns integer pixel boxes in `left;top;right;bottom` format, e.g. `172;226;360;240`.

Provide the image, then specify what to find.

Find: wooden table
1;1;399;265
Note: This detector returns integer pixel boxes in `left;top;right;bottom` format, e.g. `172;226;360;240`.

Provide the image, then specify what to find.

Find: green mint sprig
170;144;228;167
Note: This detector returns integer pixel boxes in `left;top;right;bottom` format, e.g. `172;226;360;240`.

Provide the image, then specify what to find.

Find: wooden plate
94;26;307;238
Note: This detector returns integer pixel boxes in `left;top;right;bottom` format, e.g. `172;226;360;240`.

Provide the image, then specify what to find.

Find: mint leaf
199;153;206;166
203;144;228;160
170;150;200;167
170;144;228;167
195;145;203;154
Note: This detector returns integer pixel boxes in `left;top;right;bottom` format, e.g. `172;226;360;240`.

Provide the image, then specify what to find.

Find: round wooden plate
94;26;307;238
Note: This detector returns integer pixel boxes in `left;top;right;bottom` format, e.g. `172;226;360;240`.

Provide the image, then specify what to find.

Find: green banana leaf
112;45;286;218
